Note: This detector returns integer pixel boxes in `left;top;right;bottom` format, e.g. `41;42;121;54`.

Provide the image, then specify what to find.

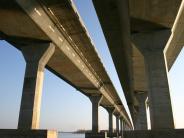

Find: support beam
132;29;174;129
105;106;115;134
18;43;55;129
134;92;148;130
89;95;103;133
92;0;137;120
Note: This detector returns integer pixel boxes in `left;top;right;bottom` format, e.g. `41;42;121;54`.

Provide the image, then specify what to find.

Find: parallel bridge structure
0;0;184;138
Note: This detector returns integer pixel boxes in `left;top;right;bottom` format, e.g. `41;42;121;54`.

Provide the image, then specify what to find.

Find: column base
85;132;107;138
107;132;119;138
0;129;57;138
123;129;184;138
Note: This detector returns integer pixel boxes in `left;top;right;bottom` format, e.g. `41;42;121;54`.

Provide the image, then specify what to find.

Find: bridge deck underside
0;0;128;116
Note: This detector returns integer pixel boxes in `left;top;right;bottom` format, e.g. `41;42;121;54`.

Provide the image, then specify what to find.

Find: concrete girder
165;0;184;70
92;0;137;121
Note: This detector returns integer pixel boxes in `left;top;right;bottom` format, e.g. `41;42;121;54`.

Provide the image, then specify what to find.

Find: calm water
59;133;85;138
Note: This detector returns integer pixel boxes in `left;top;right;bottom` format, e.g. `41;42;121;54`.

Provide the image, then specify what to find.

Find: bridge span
0;0;132;137
1;0;184;138
92;0;184;137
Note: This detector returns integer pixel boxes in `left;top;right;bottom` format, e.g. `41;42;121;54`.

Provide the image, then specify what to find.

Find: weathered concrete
18;43;55;129
164;0;184;70
123;129;184;138
107;132;118;138
134;92;148;130
105;107;115;134
89;95;103;133
132;30;174;129
2;0;131;126
115;114;120;136
92;0;183;125
123;121;131;131
0;129;57;138
85;132;107;138
120;117;123;136
92;0;137;119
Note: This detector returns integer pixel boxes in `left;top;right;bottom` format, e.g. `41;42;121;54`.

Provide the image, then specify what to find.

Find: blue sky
0;0;183;131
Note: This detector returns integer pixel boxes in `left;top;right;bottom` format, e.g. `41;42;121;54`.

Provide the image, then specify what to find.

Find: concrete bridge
0;0;184;138
92;0;184;137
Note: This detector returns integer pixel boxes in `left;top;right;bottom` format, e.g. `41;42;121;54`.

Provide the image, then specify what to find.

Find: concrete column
105;107;115;134
115;114;120;134
89;95;102;133
18;43;55;129
123;121;131;131
134;92;148;130
120;117;123;137
123;121;126;131
132;30;174;129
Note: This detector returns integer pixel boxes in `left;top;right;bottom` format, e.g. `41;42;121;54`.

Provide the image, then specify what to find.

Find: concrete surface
134;92;147;130
18;43;55;129
105;107;115;134
0;0;131;126
0;129;57;138
132;30;174;129
115;114;120;134
123;129;184;138
85;132;107;138
89;95;103;133
165;0;184;70
92;0;183;124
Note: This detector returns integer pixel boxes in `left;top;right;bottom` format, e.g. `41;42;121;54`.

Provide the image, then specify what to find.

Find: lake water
59;133;85;138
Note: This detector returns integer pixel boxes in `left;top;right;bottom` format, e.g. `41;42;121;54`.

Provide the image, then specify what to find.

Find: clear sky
0;0;183;131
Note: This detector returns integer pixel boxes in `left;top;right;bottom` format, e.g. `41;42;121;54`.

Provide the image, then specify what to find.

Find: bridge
0;0;184;138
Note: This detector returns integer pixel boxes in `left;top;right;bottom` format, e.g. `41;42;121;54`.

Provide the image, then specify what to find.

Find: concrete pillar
18;43;55;129
132;30;174;129
105;106;115;134
89;95;103;133
123;121;126;131
134;92;148;130
120;117;123;137
123;121;131;131
115;114;120;134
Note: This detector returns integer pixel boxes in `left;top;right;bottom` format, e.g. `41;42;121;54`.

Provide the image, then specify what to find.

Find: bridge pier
120;117;123;137
115;113;120;136
132;29;174;129
104;106;117;138
85;95;104;138
89;94;103;133
0;43;58;138
123;121;131;131
18;43;55;129
134;92;148;130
